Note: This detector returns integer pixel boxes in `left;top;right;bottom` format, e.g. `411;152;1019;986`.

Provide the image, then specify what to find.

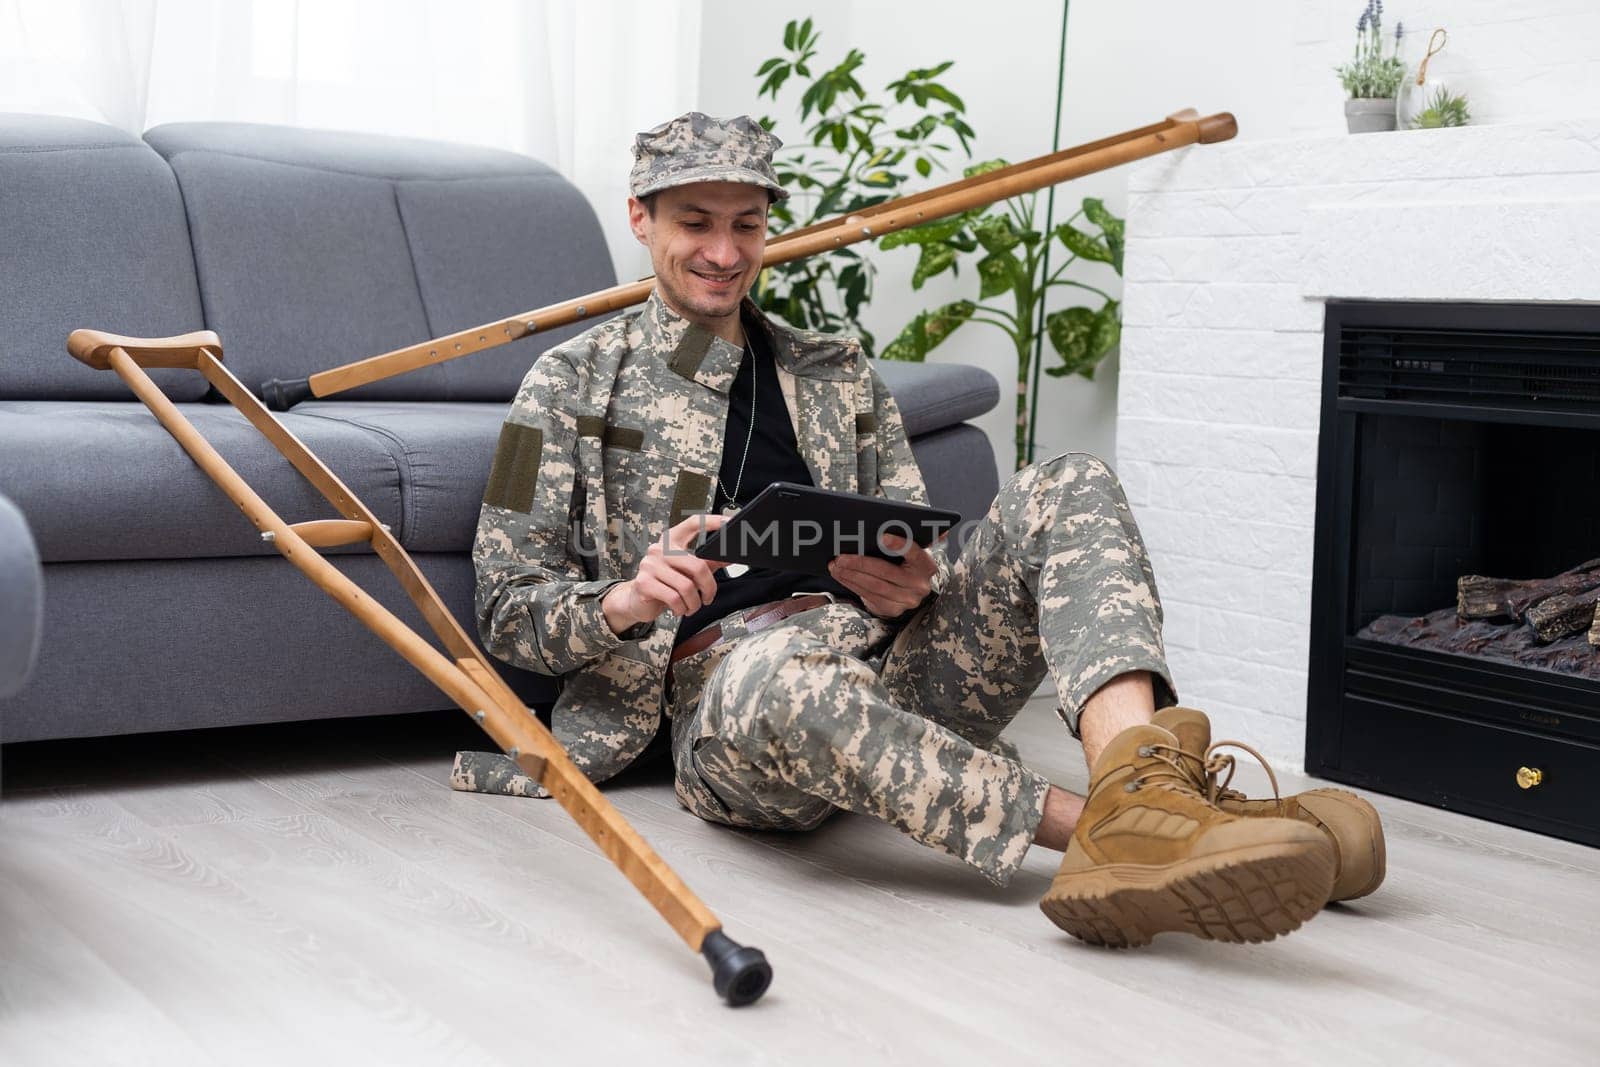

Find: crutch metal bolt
66;327;772;1006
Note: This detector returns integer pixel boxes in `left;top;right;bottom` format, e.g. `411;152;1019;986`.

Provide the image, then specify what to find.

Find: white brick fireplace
1116;119;1600;768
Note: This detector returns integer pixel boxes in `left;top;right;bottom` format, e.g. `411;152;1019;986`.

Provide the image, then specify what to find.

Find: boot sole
1039;842;1336;948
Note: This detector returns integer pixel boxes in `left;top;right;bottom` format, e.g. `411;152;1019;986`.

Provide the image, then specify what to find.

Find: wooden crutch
261;109;1237;409
66;328;773;1007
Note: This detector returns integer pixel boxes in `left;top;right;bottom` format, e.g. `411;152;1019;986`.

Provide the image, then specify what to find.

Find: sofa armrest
870;359;1000;437
0;493;43;699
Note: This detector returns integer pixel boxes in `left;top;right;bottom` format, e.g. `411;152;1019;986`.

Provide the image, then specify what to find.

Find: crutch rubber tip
261;376;314;411
701;929;771;1006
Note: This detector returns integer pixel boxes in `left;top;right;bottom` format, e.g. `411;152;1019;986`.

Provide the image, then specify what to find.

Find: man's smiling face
629;182;770;336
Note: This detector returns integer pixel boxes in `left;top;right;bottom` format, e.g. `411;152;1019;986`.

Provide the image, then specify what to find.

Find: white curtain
0;0;704;278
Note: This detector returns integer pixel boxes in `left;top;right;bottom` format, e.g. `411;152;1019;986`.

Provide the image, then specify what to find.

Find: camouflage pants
669;452;1176;886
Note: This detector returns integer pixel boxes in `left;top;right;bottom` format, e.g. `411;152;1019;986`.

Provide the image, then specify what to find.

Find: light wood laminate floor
2;697;1596;1066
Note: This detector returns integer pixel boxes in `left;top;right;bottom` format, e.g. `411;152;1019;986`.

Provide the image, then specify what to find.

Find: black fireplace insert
1307;300;1600;847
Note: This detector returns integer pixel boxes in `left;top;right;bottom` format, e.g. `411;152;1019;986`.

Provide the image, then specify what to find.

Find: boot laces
1125;737;1286;813
1189;739;1284;812
1123;743;1210;802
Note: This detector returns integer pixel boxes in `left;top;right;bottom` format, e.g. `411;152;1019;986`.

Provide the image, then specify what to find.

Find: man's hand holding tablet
829;531;942;618
602;513;733;632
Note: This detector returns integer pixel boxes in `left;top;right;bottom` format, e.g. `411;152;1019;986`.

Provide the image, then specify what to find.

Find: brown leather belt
669;594;833;665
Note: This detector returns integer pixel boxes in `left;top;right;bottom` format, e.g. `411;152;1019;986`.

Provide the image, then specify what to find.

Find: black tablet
692;482;960;579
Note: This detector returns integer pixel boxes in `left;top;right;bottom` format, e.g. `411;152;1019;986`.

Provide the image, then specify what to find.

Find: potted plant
755;14;1104;471
1396;29;1471;129
1408;86;1471;128
1336;1;1406;133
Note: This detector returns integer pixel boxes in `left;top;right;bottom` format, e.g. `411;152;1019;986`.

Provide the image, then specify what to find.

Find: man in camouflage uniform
465;112;1385;947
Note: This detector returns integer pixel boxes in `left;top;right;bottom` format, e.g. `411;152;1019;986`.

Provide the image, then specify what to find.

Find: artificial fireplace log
1361;607;1600;680
1525;592;1599;644
1456;558;1600;621
1591;604;1600;649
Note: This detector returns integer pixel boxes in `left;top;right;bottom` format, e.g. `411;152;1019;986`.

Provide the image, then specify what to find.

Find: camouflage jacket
473;292;948;786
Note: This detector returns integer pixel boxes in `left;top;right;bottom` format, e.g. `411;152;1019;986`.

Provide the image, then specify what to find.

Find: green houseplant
1336;1;1407;133
1409;85;1470;128
875;182;1124;471
1395;28;1469;130
753;12;1107;473
751;18;975;355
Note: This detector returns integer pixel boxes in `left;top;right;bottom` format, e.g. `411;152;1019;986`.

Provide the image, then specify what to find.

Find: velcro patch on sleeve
483;422;544;513
605;426;644;451
855;413;878;434
575;416;643;451
669;470;713;529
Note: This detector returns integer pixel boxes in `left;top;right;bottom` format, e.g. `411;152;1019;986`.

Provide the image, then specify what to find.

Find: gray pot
1345;98;1397;134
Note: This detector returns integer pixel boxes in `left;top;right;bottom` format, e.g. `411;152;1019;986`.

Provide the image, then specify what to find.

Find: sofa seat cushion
292;402;504;553
0;400;505;563
870;359;999;437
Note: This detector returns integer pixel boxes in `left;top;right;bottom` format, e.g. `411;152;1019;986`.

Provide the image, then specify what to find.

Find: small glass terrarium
1396;29;1472;130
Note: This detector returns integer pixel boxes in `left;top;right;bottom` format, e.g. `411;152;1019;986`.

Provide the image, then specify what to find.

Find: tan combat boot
1151;706;1386;902
1041;723;1336;948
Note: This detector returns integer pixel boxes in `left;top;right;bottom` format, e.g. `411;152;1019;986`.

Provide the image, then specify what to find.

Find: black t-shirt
674;313;859;646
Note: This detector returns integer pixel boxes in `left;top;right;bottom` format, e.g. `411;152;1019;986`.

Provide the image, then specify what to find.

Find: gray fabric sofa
0;113;1001;744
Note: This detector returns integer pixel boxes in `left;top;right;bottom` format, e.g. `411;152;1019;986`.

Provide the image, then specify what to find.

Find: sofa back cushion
143;123;617;402
0;114;208;401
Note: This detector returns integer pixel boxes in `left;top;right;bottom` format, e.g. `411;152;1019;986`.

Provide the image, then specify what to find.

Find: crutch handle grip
262;376;315;411
67;329;222;371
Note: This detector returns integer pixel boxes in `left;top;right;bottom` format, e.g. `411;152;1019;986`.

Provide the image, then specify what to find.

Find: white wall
697;0;1296;471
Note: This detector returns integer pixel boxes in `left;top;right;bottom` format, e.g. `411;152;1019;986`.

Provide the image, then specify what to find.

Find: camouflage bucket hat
629;111;790;201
